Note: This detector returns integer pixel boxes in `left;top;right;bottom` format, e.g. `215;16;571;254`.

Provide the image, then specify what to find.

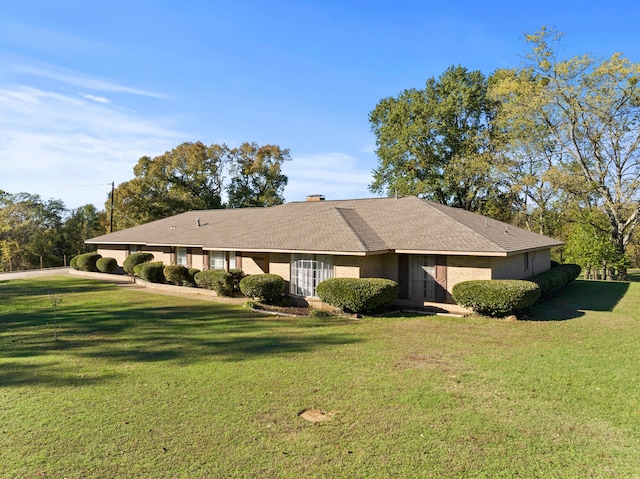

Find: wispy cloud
283;152;375;201
11;64;169;99
81;93;111;104
0;85;185;208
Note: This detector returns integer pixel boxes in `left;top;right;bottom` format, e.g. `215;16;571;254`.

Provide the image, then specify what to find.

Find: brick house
86;196;562;311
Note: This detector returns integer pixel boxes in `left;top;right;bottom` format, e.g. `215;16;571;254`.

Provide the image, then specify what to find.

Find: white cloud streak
0;85;184;208
11;64;169;99
283;152;375;202
81;93;111;104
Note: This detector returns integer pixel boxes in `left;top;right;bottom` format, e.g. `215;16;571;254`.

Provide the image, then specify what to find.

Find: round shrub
526;274;552;297
76;252;102;272
554;263;581;282
452;280;541;317
187;268;200;286
70;255;79;270
239;274;285;304
96;257;118;274
316;278;399;314
137;261;164;283
229;268;245;291
194;269;234;296
163;264;190;286
538;269;569;291
123;252;154;275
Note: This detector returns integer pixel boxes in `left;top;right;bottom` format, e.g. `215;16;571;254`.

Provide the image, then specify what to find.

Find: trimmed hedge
76;252;102;272
527;263;581;298
316;278;399;314
229;268;245;291
96;257;118;274
194;269;234;296
554;263;582;282
239;274;285;303
123;252;154;275
452;280;541;317
188;268;201;286
163;265;191;286
70;255;79;270
136;261;165;283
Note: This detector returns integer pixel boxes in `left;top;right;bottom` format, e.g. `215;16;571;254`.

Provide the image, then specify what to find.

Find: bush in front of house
194;269;234;296
554;263;582;282
163;265;191;286
123;252;154;275
188;268;200;286
136;261;165;283
526;263;581;299
316;277;398;314
75;252;102;272
526;274;552;297
229;268;245;291
70;255;80;270
96;257;118;274
239;274;285;303
452;279;541;317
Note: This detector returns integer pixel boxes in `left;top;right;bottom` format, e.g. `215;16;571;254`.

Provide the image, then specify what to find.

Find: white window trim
176;247;188;266
290;254;333;297
209;251;226;270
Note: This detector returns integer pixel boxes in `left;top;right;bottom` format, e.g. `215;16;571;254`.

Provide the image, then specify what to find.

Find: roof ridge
335;208;369;251
415;197;508;253
336;207;389;252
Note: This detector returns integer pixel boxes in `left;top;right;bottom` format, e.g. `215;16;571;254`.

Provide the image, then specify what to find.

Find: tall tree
0;191;65;270
60;204;106;257
110;142;226;229
492;27;640;279
369;65;511;215
226;143;290;208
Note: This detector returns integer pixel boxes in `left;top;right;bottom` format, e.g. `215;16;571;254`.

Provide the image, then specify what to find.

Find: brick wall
446;255;492;291
491;249;551;280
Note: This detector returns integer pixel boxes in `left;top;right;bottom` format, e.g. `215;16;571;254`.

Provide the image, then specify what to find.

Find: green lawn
1;275;640;478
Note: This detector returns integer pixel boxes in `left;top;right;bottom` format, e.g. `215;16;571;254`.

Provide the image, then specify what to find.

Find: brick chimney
306;194;325;202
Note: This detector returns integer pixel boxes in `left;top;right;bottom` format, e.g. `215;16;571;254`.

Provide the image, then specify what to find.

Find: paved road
0;267;71;281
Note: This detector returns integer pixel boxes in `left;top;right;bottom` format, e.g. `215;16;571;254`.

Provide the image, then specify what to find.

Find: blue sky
2;0;640;210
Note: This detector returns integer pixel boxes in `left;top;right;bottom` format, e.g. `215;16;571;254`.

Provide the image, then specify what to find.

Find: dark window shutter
398;254;409;299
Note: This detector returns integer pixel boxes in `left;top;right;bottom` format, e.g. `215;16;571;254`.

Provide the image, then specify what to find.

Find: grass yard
1;275;640;478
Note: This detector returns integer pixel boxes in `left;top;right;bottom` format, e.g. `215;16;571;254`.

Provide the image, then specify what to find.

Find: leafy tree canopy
109;141;290;229
0;190;67;270
369;65;512;216
227;143;290;208
492;27;640;279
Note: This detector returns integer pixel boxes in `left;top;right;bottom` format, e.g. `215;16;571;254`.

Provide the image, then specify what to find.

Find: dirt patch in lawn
298;409;336;423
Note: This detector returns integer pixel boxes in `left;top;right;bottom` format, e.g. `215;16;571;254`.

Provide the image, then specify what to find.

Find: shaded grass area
1;275;640;478
524;279;631;321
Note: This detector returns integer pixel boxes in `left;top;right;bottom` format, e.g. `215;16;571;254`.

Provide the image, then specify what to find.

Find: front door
400;255;448;303
409;255;436;301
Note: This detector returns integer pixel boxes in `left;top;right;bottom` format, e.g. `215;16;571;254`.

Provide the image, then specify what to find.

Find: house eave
203;247;392;257
395;249;507;257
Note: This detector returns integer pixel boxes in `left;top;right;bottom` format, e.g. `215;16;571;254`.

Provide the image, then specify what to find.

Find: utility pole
109;181;115;233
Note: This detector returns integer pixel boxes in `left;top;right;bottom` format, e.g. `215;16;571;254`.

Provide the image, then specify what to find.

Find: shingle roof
87;196;563;256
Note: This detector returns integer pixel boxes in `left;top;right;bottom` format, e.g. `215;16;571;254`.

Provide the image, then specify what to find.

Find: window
176;247;188;266
524;252;530;271
290;254;333;297
409;255;436;301
229;252;237;270
209;251;225;270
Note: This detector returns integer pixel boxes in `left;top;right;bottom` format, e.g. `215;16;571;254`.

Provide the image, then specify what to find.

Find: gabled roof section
87;196;563;256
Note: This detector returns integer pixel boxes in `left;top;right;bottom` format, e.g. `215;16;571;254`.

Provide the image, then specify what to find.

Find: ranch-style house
87;195;563;311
